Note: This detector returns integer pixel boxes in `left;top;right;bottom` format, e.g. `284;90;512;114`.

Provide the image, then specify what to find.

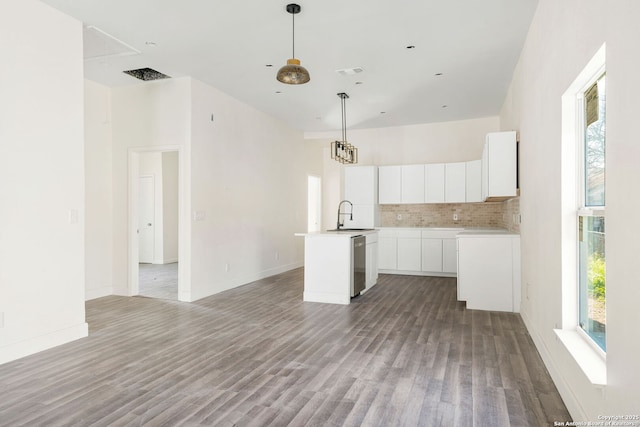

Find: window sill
554;329;606;387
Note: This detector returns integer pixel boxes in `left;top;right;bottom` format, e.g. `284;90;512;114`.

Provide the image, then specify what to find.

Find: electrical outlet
225;263;230;272
396;214;402;220
453;213;459;221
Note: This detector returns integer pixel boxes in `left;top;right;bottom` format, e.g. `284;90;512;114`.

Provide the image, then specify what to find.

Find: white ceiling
41;0;538;132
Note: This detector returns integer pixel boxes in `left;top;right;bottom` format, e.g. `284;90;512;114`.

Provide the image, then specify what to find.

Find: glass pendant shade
277;58;310;84
277;4;310;85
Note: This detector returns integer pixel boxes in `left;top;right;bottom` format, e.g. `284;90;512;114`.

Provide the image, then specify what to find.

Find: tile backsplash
380;197;520;232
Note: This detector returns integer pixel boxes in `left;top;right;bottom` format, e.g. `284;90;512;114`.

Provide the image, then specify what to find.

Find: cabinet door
378;236;397;270
442;238;457;273
366;242;378;289
421;238;443;272
378;166;402;204
484;131;517;200
445;162;466;203
397;238;422;271
401;165;425;204
465;160;482;203
344;166;377;205
457;237;513;311
425;163;445;203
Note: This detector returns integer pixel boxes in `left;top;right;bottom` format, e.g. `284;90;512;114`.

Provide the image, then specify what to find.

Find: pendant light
331;93;358;164
277;3;310;85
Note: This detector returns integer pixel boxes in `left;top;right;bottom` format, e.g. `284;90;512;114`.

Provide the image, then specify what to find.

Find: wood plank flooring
0;269;570;426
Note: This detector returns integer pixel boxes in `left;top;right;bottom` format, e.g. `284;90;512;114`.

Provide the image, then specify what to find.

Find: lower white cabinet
378;234;397;270
421;239;443;272
397;234;422;271
442;238;457;273
457;233;521;312
379;228;461;276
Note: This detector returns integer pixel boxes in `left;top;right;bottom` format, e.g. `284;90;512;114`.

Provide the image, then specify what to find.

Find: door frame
128;145;191;301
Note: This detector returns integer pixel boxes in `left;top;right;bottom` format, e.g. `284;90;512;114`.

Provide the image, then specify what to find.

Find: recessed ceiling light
336;67;364;76
406;45;416;49
265;64;273;67
380;111;386;114
275;91;282;94
442;105;448;108
435;72;443;76
355;81;363;85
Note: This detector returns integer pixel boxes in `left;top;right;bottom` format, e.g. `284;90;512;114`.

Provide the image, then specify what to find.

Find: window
577;73;606;352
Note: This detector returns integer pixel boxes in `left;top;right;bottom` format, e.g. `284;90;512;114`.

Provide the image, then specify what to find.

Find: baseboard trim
378;269;457;278
0;322;88;365
303;291;350;305
85;286;113;301
189;261;303;302
520;309;588;421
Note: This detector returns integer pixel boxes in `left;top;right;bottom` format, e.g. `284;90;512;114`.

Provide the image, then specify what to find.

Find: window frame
575;68;607;357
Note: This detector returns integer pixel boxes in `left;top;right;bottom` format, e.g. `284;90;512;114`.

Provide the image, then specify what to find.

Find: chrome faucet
336;200;353;229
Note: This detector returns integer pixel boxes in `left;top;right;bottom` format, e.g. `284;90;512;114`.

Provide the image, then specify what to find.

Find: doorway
128;147;189;301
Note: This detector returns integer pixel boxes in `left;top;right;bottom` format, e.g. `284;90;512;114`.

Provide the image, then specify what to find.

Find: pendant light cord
341;94;347;143
292;12;295;58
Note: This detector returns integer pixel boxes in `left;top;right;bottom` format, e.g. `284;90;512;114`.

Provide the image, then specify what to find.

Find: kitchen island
295;230;378;305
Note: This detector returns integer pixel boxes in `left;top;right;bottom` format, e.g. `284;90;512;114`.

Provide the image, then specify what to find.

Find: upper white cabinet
445;162;466;203
344;166;379;228
425;163;445;203
465;160;482;203
482;131;517;201
344;166;378;205
401;165;425;204
378;166;402;204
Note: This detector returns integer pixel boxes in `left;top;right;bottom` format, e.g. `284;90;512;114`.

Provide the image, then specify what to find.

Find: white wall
111;78;191;296
306;117;500;230
189;79;309;301
162;151;179;263
0;0;87;364
500;0;640;418
84;80;114;300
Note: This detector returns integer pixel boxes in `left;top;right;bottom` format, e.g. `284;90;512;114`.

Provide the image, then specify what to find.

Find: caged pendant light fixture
331;93;358;164
276;3;310;85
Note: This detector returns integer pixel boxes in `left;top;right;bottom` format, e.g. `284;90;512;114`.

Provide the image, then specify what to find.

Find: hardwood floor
0;269;569;426
139;262;178;300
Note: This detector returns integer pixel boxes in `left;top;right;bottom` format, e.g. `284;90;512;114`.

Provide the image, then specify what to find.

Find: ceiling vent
83;26;139;60
335;67;364;76
123;68;171;81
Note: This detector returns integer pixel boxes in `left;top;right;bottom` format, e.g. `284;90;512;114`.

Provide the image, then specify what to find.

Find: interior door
138;175;155;263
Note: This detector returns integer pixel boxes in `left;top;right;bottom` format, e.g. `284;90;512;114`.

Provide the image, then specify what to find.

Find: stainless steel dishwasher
351;235;366;297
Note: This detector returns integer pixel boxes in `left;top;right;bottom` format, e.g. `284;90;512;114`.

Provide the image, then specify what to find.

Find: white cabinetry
445;162;466;203
378;166;402;204
344;166;377;205
396;229;422;271
378;229;398;270
457;233;521;312
344;166;379;228
465;160;482;203
401;165;425;204
481;131;517;201
379;228;461;276
425;163;445;203
420;229;460;275
442;239;457;273
421;239;443;272
365;233;379;290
